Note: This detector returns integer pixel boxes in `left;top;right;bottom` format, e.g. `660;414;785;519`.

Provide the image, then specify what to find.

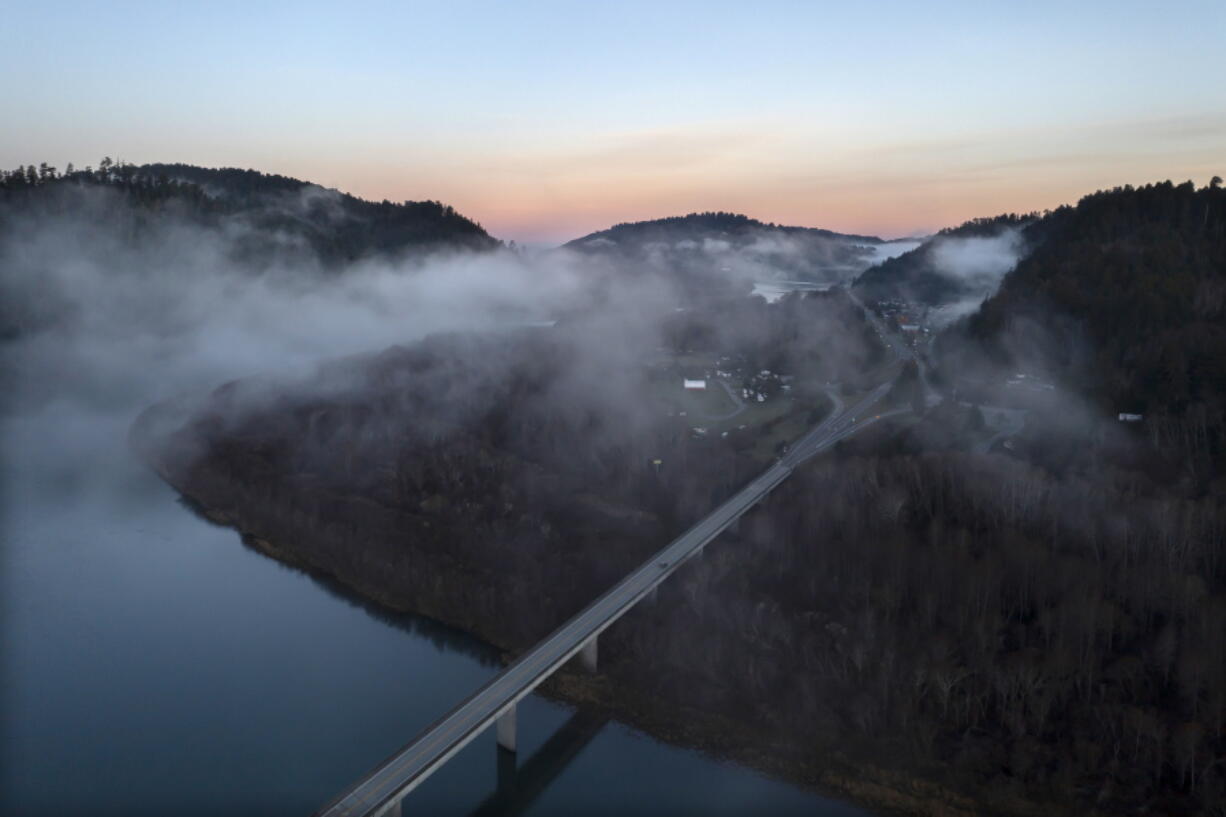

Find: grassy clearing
745;391;834;463
647;373;738;420
646;349;840;461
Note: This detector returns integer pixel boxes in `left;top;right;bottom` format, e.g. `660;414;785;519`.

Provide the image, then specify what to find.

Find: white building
684;379;706;390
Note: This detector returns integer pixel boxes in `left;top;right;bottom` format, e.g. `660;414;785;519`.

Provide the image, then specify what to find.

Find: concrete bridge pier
497;738;517;792
497;704;517;753
373;796;402;817
579;637;598;672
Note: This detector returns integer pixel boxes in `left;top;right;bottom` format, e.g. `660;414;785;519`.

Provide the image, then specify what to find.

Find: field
645;350;836;464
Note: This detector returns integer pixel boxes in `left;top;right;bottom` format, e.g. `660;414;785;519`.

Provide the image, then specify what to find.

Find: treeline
661;287;886;382
569;211;883;245
135;288;880;647
853;212;1038;306
566;210;886;299
144;311;1226;814
936;212;1039;238
591;398;1225;815
940;179;1226;473
131;177;1226;815
0;158;498;263
139;324;753;647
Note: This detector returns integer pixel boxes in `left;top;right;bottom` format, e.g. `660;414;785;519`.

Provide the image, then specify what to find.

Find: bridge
315;306;916;817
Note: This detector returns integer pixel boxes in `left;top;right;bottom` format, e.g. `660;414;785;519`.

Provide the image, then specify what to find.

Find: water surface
1;407;868;816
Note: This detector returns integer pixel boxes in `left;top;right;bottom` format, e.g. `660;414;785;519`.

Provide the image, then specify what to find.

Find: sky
3;0;1224;244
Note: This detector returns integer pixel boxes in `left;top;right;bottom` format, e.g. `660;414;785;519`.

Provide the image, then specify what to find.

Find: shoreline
156;491;1037;817
130;400;1067;817
213;499;991;817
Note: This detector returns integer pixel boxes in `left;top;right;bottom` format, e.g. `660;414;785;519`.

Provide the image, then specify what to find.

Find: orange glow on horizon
267;125;1225;246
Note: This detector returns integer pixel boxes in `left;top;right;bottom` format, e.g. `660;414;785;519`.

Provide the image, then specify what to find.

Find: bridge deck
315;460;795;817
318;301;915;817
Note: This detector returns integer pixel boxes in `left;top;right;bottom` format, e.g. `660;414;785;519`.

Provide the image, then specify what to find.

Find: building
683;379;706;390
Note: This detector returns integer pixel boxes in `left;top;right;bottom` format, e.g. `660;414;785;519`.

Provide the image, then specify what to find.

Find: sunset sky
4;0;1223;244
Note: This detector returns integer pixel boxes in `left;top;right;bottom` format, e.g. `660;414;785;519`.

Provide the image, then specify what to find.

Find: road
316;456;796;817
316;388;907;817
315;294;917;817
820;383;845;421
703;378;747;422
783;379;901;465
966;403;1028;454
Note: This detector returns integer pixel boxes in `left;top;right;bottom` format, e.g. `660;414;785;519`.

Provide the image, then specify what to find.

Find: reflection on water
1;417;868;817
471;710;610;817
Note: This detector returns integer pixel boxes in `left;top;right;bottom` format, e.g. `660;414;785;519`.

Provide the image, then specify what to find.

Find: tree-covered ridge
941;180;1226;465
562;211;896;298
935;212;1037;239
566;211;884;247
853;212;1037;306
0;159;499;263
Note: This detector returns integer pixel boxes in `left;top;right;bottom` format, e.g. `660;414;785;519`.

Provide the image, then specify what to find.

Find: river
0;388;869;816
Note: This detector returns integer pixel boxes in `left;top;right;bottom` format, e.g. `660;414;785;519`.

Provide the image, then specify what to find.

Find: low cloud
930;229;1024;289
0;185;678;513
925;227;1026;327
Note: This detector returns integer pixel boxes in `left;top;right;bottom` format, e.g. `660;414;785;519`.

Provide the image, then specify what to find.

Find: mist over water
0;192;865;816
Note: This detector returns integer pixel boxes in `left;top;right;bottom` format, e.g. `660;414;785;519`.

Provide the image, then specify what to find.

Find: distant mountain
564;211;909;297
0;160;499;264
567;211;883;247
852;213;1036;312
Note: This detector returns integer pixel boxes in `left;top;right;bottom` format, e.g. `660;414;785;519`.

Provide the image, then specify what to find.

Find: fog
930;228;1023;289
865;239;922;265
0;193;691;556
6;207;578;418
926;227;1025;324
3;180;881;817
571;222;899;294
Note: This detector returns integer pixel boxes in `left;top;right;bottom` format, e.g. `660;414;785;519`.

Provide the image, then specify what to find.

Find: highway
783;378;900;465
315;295;916;817
315;456;794;817
315;396;905;817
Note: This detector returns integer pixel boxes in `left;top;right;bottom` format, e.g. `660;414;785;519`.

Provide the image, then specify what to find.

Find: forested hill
0;160;499;263
563;211;901;294
852;212;1036;307
940;179;1226;461
567;211;883;248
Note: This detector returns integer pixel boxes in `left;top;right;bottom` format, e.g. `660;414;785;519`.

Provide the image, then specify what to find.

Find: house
684;379;706;390
1118;413;1143;422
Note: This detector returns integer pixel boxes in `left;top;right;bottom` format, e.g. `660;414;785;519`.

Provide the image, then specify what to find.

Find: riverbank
132;397;1080;817
170;481;1064;817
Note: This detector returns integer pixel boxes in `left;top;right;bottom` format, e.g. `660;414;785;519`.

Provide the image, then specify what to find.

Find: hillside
0;160;499;265
131;289;880;646
565;211;908;297
853;213;1036;313
121;177;1226;816
938;180;1226;468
